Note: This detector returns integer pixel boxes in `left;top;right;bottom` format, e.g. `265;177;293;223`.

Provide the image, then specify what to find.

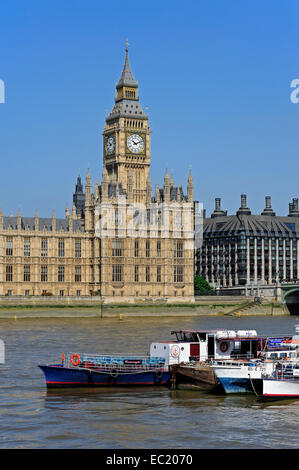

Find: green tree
194;275;212;295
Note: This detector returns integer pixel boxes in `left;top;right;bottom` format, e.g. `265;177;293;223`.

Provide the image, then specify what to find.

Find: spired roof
116;43;138;89
106;44;147;122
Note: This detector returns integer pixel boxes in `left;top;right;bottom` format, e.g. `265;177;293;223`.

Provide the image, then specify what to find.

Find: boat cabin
149;329;261;365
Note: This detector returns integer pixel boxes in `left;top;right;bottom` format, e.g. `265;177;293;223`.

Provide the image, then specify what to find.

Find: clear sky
0;0;299;218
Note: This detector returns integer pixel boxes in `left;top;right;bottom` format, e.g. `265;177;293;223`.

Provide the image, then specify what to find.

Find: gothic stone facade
0;48;195;303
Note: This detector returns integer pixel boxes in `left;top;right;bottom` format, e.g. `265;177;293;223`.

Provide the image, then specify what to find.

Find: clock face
127;134;144;154
106;135;115;154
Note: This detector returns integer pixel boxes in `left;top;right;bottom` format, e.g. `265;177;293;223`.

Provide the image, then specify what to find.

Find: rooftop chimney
211;198;227;218
236;194;251;216
261;196;276;216
289;198;299;217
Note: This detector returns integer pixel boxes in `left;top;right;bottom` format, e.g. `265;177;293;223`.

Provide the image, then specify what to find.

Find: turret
73;173;85;219
187;168;193;203
101;167;108;201
94;179;99;201
170;171;174;189
52;209;56;232
155;184;161;203
146;175;152;206
163;168;170;203
17;208;22;230
71;204;77;219
34;209;39;232
85;168;92;203
84;168;92;231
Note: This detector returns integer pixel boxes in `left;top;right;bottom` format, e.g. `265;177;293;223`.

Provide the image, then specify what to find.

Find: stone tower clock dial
105;135;115;154
127;134;144;154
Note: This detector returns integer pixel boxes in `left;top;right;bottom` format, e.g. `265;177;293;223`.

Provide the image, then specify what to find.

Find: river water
1;314;299;449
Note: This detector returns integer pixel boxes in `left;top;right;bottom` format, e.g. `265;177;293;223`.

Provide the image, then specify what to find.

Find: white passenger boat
164;328;292;391
155;328;263;390
211;326;299;394
258;362;299;399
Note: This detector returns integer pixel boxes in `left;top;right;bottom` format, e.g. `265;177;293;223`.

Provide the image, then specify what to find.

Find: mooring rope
248;372;261;397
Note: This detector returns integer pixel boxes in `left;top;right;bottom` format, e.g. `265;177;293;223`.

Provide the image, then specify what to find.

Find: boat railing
208;353;256;361
210;359;260;368
270;361;299;380
63;352;167;371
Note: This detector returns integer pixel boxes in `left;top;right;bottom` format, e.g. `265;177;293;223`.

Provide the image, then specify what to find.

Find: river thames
1;314;299;449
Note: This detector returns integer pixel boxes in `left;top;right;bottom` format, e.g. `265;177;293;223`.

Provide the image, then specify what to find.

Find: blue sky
0;0;299;218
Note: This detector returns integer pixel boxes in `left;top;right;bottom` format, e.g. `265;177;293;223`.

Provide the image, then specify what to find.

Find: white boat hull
263;378;299;398
212;362;275;394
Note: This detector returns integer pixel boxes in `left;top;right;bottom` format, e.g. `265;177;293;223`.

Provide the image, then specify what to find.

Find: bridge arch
283;287;299;315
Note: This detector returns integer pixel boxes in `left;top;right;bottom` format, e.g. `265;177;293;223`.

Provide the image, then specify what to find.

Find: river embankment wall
0;295;289;317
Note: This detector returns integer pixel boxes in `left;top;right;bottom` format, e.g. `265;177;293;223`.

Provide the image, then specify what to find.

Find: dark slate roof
203;214;299;238
116;49;138;89
3;216;84;232
170;186;187;202
107;99;147;121
106;49;147;122
153;187;187;202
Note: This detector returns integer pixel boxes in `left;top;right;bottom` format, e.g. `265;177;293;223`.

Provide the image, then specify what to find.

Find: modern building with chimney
197;195;299;287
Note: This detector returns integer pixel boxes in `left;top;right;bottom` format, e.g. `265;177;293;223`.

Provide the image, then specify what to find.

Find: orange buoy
71;353;81;366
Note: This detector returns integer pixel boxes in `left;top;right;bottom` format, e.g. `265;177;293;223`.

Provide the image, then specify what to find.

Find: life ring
220;341;229;353
71;353;81;366
110;369;118;378
171;345;180;358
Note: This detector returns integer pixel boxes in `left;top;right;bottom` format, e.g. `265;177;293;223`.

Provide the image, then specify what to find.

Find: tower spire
116;39;138;90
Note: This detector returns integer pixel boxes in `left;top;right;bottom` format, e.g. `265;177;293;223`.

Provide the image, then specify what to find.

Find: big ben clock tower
103;42;151;203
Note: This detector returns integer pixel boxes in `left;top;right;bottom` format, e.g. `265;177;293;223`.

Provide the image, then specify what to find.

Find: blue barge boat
39;353;170;388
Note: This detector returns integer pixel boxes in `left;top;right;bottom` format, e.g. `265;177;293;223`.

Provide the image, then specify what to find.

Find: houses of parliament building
0;46;195;302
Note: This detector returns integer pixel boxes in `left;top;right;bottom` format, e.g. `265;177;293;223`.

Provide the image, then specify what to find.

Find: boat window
198;333;206;342
280;353;287;359
270;353;278;359
175;333;184;341
183;333;197;342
